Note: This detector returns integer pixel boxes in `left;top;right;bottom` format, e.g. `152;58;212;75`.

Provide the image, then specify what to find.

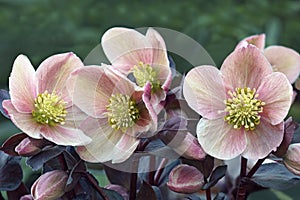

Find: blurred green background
0;0;300;199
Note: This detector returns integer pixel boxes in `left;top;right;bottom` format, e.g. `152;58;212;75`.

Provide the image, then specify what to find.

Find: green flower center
224;87;265;131
106;93;140;132
32;91;67;126
132;62;160;92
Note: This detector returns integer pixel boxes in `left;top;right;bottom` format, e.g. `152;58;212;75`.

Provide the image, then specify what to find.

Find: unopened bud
283;143;300;175
161;131;206;160
31;170;68;200
167;164;204;194
15;137;50;157
105;184;129;200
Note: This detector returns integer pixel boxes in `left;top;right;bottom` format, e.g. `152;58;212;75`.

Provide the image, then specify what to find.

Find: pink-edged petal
236;34;266;50
36;52;83;103
264;46;300;83
145;28;170;74
2;100;42;139
77;117;138;163
183;65;226;119
111;134;140;163
221;45;273;90
242;119;284;159
40;125;91;146
101;27;155;74
197;118;246;160
257;72;293;125
68;65;137;118
9;55;37;113
167;164;204;194
63;105;88;129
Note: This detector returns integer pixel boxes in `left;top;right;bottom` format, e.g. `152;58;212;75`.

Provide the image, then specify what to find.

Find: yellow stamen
132;62;160;92
106;93;140;132
224;87;265;131
32;91;67;126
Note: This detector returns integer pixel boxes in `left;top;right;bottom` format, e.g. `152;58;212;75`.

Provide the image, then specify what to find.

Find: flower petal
264;46;300;84
257;72;293;125
242;119;284;159
40;125;91;146
235;34;266;50
197;118;246;160
221;45;273;90
36;52;83;103
183;65;226;119
63;105;88;129
9;55;37;113
68;65;137;118
76;117;139;163
2;100;42;139
101;27;157;74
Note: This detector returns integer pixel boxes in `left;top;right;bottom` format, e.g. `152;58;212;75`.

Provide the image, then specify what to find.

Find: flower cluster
0;28;300;200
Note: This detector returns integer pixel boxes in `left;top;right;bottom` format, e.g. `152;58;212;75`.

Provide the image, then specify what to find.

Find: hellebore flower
15;137;51;157
67;64;157;163
236;34;300;84
283;143;300;175
101;27;172;112
31;170;68;200
183;45;293;160
2;53;91;146
167;164;204;194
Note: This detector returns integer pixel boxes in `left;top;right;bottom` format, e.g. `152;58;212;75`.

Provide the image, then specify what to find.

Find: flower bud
20;195;34;200
283;143;300;175
15;137;50;157
167;164;204;194
31;170;68;200
105;184;129;200
161;131;206;160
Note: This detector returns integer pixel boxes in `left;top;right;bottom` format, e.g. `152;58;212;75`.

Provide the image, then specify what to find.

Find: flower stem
154;158;168;185
203;176;212;200
129;157;140;200
246;158;265;178
148;155;156;185
205;187;212;200
236;157;247;200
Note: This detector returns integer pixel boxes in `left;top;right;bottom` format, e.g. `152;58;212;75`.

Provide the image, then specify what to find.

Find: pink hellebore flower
67;65;157;163
101;27;172;112
236;34;300;84
183;45;293;160
2;53;91;146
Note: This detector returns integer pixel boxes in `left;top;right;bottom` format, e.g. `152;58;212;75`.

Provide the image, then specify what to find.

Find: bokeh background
0;0;300;199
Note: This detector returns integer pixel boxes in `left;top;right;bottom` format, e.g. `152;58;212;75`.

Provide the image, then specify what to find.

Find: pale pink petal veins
183;65;226;119
2;100;42;139
197;118;246;160
77;117;138;163
242;119;284;159
41;125;91;146
36;52;83;104
264;46;300;84
235;34;266;50
221;45;273;91
67;65;113;118
63;105;88;129
111;133;140;163
145;28;171;91
9;55;37;113
101;27;153;74
257;72;293;125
